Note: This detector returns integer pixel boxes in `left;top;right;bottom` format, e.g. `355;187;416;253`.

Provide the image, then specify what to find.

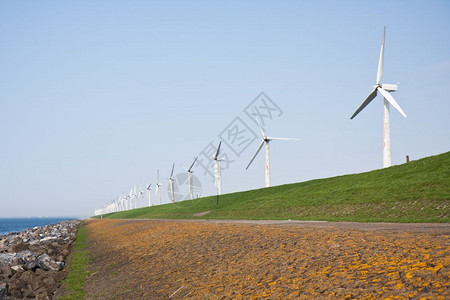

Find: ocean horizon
0;217;77;236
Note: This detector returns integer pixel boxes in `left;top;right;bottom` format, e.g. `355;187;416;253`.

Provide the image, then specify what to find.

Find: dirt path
128;218;450;234
84;219;449;299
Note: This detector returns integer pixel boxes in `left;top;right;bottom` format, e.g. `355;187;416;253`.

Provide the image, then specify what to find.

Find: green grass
102;152;450;223
60;223;89;300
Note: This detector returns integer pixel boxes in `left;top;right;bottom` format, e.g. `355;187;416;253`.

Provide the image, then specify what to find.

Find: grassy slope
60;224;89;300
104;152;450;223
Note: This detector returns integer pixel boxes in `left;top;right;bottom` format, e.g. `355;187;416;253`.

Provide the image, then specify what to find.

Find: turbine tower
146;184;152;207
187;157;198;200
156;169;162;205
167;163;175;203
213;141;222;195
351;26;407;168
246;118;300;187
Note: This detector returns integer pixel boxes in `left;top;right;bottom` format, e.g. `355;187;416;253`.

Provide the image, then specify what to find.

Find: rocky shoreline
0;220;81;299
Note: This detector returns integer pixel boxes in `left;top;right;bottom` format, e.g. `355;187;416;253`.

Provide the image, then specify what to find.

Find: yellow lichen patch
83;219;450;299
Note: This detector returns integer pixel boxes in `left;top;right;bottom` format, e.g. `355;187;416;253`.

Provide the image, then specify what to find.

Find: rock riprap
0;220;80;299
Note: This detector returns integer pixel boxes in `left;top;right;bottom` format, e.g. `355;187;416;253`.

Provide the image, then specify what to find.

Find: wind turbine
146;184;152;207
186;157;198;200
124;194;128;210
156;169;162;205
167;163;175;203
133;186;139;208
128;189;134;210
350;26;407;168
213;141;223;195
138;185;144;208
120;195;125;211
246;117;300;187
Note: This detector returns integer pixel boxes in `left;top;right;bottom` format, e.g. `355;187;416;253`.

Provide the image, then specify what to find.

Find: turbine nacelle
381;83;397;92
374;83;397;92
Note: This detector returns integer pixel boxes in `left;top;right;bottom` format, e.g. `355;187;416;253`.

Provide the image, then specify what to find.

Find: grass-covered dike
101;152;450;223
60;223;89;300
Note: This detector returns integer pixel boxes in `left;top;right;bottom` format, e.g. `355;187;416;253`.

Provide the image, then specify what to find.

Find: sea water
0;217;75;236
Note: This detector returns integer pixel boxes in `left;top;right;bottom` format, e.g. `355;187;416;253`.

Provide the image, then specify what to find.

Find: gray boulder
0;283;7;300
35;254;62;271
0;253;17;267
0;239;8;253
0;266;12;280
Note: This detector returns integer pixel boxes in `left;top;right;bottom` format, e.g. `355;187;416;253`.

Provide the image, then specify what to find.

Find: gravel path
129;218;450;234
84;219;449;299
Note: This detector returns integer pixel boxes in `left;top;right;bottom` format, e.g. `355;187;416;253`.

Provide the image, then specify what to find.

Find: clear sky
1;1;449;218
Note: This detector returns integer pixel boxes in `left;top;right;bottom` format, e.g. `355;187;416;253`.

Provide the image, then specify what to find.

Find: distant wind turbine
120;195;126;211
146;184;152;207
350;26;407;168
213;141;223;195
133;186;139;208
246;117;300;187
128;189;134;210
186;157;198;200
156;169;162;205
138;185;144;208
167;163;175;203
124;194;129;211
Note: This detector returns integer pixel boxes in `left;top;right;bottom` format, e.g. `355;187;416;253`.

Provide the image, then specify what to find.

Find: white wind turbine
186;157;198;200
133;186;139;208
124;194;129;211
138;185;144;208
120;195;126;211
146;184;152;207
128;189;134;210
351;26;407;168
156;169;162;205
213;141;223;195
246;117;300;187
167;163;176;203
116;198;120;212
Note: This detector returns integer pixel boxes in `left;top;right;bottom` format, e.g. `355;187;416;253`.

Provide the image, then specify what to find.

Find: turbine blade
269;137;301;141
246;140;265;170
350;88;378;119
214;141;222;160
188;157;198;172
377;87;407;118
170;163;175;178
376;26;386;85
157;169;159;182
251;107;266;137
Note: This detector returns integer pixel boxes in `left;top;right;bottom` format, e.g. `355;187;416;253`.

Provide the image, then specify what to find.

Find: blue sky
1;1;449;217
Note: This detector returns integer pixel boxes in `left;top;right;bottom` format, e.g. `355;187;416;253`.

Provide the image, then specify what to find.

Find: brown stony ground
84;219;449;299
